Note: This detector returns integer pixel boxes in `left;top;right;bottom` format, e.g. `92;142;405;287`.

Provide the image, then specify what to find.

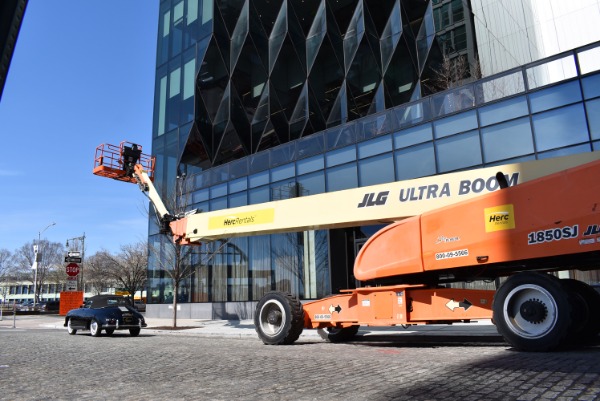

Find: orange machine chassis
303;285;494;329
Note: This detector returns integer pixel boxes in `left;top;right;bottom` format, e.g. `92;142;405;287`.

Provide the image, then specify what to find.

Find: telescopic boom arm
94;142;600;246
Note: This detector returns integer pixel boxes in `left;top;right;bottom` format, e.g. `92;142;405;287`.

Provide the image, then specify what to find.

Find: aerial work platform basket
93;142;155;183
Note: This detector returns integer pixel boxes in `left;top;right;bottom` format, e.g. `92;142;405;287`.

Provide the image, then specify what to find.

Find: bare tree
44;266;67;295
105;242;148;306
148;174;228;327
86;251;118;295
0;249;13;303
423;55;483;115
13;240;64;303
427;54;482;91
269;182;330;299
270;230;329;298
151;228;228;327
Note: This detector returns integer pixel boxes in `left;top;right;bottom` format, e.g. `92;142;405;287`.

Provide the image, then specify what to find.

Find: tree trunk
172;281;179;328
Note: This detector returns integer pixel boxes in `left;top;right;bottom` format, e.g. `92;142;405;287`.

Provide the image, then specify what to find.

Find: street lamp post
66;234;85;293
34;222;56;307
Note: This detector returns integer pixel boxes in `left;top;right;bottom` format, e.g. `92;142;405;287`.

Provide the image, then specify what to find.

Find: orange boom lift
94;143;600;351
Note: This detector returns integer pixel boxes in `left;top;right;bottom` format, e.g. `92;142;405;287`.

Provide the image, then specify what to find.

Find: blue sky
0;1;159;255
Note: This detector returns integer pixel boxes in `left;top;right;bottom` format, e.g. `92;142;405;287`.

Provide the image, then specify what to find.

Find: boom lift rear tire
254;292;304;345
492;272;571;351
560;279;600;344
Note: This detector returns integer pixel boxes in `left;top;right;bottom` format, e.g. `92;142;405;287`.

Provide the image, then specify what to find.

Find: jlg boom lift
94;142;600;351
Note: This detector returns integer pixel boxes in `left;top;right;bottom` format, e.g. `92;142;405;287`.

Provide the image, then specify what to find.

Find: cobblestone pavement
0;324;599;400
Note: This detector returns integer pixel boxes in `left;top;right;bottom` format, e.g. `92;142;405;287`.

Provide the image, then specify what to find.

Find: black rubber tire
561;279;600;344
129;328;141;337
254;291;305;345
105;329;115;336
492;272;571;351
90;319;102;337
317;325;360;343
67;318;77;335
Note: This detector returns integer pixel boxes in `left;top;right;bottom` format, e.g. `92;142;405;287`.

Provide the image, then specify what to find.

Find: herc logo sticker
485;204;515;232
209;208;275;230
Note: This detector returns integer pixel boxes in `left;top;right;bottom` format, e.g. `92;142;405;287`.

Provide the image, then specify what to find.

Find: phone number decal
435;249;469;260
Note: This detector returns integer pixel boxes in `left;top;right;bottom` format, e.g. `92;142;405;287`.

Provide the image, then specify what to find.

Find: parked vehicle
134;300;146;312
17;301;34;311
35;300;60;313
64;295;146;337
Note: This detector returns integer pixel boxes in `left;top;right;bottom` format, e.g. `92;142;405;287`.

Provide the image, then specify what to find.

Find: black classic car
64;295;147;337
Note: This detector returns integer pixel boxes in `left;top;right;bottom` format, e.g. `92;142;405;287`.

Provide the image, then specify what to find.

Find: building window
435;130;482;172
229;177;248;193
158;7;170;65
326;145;357;167
158;74;167;136
529;81;582;114
434;109;478;138
481;117;534;163
296;154;324;175
586;98;600;140
229;191;247;207
358;153;395;186
395;142;437;180
532;104;589;151
249;185;270;204
297;171;325;196
326;163;358;191
249;235;272;301
357;135;392;159
394;123;433;148
478;96;528;127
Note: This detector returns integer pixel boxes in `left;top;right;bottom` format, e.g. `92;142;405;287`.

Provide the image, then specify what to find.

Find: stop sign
66;262;80;277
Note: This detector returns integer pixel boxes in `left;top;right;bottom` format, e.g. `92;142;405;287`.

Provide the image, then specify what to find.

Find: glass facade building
149;0;600;318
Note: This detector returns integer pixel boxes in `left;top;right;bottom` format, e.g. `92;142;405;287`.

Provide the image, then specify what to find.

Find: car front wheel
129;328;141;336
67;319;77;335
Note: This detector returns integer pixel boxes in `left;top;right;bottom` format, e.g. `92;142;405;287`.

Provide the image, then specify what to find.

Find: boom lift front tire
254;291;305;345
493;272;571;351
317;325;360;343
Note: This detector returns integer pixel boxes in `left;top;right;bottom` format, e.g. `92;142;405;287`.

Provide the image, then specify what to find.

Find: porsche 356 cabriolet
64;295;147;337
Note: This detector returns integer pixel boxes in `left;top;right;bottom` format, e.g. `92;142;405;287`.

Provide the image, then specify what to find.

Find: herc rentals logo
208;208;275;230
484;204;515;232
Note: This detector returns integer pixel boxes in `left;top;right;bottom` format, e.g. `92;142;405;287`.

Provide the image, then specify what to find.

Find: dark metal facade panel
182;0;441;169
0;0;28;102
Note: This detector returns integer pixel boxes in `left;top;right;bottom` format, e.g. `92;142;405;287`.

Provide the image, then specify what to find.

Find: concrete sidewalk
0;313;503;342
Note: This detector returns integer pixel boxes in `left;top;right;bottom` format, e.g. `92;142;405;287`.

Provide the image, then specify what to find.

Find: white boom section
170;152;600;244
133;165;171;220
